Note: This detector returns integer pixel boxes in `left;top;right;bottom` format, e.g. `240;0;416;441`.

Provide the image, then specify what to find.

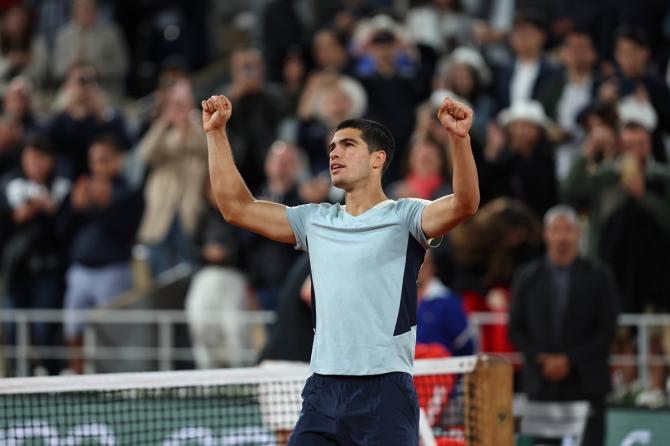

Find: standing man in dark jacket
60;135;143;373
509;204;618;446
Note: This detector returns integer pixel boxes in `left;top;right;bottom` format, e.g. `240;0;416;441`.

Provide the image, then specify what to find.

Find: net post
464;355;513;446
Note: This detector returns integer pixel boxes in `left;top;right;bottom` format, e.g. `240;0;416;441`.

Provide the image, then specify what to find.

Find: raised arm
203;95;296;244
421;97;480;238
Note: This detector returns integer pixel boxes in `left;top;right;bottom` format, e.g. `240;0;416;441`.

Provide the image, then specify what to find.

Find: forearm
449;135;480;214
207;128;255;221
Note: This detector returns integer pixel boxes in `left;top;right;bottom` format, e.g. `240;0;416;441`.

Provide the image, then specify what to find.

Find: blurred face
0;120;22;150
620;127;651;162
313;31;346;70
369;38;397;69
264;143;300;184
409;141;442;178
73;0;97;29
448;64;476;97
615;38;649;78
4;81;30;117
21;147;54;184
507;120;542;154
544;215;580;266
329;128;383;190
88;143;122;178
65;66;99;104
320;86;352;122
510;23;545;58
230;50;264;86
561;33;596;73
4;7;29;37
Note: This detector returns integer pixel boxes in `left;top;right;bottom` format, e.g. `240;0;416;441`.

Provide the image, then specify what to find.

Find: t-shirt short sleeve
285;204;317;251
396;198;441;249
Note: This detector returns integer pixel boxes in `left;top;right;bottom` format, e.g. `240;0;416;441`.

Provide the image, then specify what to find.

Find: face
329;128;384;190
369;39;397;68
510;23;545;57
507;120;542;153
73;0;97;28
409;141;442;178
89;143;121;178
561;33;596;72
230;50;264;86
448;64;476;97
320;86;353;122
620;127;651;162
264;143;300;184
313;31;346;70
22;147;54;184
615;38;648;78
4;81;30;117
65;66;99;104
544;215;580;266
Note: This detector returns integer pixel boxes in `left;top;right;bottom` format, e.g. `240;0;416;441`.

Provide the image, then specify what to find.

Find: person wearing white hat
480;99;558;219
435;47;495;146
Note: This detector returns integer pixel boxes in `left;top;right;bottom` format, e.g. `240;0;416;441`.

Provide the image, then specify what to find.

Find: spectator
60;136;143;373
509;205;619;446
239;141;305;315
480;100;558;218
0;6;33;92
296;73;367;175
51;0;129;97
554;29;600;180
405;0;476;57
137;79;207;277
259;254;314;364
46;63;129;179
493;9;562;117
185;182;248;369
1;137;70;375
223;48;285;191
311;28;353;75
434;47;495;146
3;76;38;135
600;124;670;312
0;113;22;179
563;122;670;311
261;0;304;83
416;251;474;357
447;198;542;355
353;15;430;180
599;26;670;162
389;136;448;200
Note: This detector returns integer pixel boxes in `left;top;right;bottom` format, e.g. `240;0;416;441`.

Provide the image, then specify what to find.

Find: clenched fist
201;95;233;133
437;97;473;139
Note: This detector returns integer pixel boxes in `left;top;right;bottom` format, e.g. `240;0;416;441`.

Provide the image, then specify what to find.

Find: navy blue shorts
288;372;419;446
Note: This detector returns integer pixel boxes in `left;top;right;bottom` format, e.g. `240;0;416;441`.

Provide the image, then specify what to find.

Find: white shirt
510;60;540;105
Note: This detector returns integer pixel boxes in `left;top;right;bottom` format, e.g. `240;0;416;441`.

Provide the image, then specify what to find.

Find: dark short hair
335;119;395;173
23;134;55;157
90;134;124;153
615;26;649;48
513;8;548;33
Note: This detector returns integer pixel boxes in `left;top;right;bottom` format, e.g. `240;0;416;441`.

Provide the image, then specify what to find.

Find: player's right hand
201;95;232;133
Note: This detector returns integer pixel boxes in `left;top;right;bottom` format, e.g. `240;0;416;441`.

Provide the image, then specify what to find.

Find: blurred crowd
0;0;670;405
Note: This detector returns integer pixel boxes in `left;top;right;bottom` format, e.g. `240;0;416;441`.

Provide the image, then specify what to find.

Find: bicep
228;200;296;244
421;195;472;239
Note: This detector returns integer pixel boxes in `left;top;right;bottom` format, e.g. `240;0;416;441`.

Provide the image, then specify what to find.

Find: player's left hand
437;97;473;139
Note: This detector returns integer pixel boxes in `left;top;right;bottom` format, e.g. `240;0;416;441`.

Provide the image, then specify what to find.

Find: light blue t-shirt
285;198;434;375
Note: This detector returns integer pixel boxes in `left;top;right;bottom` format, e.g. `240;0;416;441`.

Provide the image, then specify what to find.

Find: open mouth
330;163;344;173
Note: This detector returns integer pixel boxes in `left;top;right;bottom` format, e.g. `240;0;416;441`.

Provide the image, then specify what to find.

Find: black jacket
509;257;619;400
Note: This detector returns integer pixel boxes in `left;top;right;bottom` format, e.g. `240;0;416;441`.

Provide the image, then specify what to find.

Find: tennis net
0;356;511;445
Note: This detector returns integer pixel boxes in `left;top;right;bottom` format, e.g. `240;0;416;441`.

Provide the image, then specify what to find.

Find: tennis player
202;94;479;445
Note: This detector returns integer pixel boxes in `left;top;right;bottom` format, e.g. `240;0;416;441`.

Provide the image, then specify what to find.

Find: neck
344;183;387;216
567;67;591;83
518;53;540;64
548;254;575;268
